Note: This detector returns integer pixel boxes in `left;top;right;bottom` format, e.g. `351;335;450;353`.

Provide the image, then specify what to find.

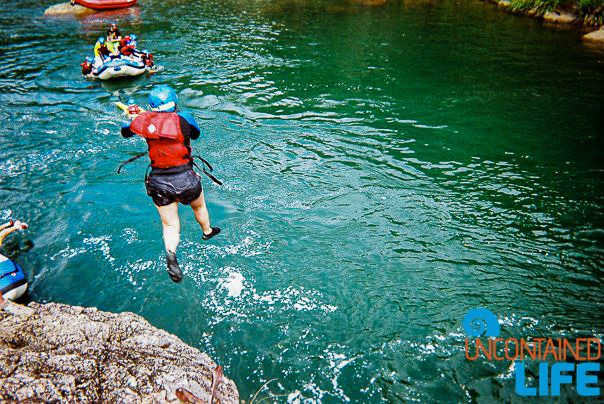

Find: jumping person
120;85;220;283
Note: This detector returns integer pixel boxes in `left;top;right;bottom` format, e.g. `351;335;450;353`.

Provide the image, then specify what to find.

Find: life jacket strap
117;153;223;186
193;155;223;186
116;151;147;174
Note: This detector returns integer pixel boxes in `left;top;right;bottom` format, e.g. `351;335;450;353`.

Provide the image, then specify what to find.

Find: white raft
91;55;145;80
88;55;162;80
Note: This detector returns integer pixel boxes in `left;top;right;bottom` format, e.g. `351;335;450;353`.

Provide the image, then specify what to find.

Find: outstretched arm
179;112;201;140
121;122;136;138
0;220;27;247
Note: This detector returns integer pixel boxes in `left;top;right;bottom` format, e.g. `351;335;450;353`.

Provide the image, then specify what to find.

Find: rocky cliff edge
0;301;239;403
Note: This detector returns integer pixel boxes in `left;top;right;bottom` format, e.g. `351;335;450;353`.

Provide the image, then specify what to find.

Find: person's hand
13;220;27;230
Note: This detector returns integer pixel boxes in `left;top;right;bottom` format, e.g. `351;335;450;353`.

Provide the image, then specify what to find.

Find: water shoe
166;251;183;283
202;227;221;241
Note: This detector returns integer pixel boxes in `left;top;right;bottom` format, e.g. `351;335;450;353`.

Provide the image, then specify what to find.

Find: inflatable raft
0;254;27;301
91;56;147;80
73;0;137;10
88;57;162;80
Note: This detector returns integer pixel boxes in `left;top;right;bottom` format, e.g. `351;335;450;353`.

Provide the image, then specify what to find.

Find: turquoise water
1;0;603;401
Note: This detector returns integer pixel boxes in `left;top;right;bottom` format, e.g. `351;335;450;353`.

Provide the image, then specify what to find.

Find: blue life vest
0;254;27;300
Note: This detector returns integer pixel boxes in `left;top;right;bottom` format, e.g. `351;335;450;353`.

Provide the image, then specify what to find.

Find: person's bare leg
156;202;183;282
156;202;180;252
190;191;212;234
190;190;220;240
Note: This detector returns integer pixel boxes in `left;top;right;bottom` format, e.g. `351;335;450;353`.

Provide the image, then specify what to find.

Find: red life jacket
129;112;192;168
120;36;131;49
80;62;92;75
121;45;135;56
143;53;154;67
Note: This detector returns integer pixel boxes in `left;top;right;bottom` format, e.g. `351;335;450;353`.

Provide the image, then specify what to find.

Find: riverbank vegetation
509;0;603;25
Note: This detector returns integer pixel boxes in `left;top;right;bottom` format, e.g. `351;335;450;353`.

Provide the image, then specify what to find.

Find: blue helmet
130;34;137;41
85;56;93;63
149;85;178;112
98;36;105;44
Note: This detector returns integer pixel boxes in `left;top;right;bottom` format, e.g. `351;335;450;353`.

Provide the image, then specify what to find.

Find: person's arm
0;220;27;247
179;112;200;140
121;122;136;138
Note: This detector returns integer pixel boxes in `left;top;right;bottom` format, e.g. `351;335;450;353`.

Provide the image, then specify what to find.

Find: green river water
1;0;603;401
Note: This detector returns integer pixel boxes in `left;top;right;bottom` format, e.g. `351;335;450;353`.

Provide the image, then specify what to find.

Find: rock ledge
0;301;239;402
44;3;96;16
583;26;604;43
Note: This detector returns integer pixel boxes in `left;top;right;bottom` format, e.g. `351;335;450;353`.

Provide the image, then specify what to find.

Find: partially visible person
80;56;93;76
120;85;220;283
93;36;115;64
119;34;144;58
106;23;122;46
129;34;138;49
0;219;28;304
0;220;27;247
119;35;135;56
141;49;154;67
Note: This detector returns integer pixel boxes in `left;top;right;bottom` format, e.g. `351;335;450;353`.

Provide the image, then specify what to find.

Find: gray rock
543;11;576;24
44;3;97;16
0;301;239;403
583;27;604;43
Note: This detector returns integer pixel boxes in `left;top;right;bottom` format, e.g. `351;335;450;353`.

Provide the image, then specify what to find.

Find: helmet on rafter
149;85;178;112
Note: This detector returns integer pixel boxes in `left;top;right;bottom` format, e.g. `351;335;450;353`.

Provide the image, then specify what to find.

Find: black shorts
145;167;202;207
